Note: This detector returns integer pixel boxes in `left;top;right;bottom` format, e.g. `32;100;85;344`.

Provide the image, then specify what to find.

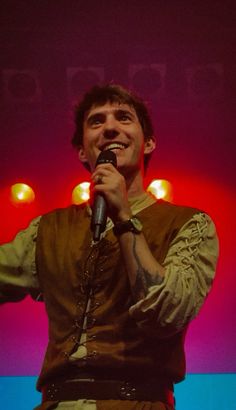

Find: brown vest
35;200;199;390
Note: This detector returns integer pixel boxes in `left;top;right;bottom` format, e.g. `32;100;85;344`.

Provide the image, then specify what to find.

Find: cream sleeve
129;213;219;337
0;216;41;303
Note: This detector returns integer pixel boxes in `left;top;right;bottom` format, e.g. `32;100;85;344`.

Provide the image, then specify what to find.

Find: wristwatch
113;216;143;236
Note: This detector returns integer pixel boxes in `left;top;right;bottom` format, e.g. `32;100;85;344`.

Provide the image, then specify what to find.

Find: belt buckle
119;381;137;400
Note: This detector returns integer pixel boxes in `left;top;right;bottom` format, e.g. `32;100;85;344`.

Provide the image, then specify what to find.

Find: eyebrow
116;109;136;118
86;108;136;123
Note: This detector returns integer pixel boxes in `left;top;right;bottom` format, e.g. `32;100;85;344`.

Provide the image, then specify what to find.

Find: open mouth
102;142;128;151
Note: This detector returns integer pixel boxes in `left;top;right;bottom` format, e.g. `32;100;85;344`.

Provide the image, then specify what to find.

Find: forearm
0;216;41;303
128;213;219;337
118;231;165;302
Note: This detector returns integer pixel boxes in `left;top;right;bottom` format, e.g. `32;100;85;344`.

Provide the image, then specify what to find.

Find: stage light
67;67;104;104
72;182;90;205
10;183;35;204
2;69;42;103
186;64;224;102
147;179;173;202
129;64;166;101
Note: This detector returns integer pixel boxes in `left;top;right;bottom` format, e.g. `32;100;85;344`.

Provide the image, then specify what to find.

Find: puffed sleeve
0;216;42;303
129;213;219;338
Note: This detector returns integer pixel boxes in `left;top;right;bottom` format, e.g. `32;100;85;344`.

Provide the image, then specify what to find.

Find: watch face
113;216;143;236
131;217;143;232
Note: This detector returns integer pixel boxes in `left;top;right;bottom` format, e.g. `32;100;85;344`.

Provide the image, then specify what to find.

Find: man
0;84;218;410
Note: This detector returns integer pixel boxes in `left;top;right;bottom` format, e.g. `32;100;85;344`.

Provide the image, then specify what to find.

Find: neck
124;169;146;198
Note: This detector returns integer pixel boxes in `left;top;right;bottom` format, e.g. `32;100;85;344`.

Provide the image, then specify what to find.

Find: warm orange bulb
147;179;173;202
10;183;35;204
72;182;90;204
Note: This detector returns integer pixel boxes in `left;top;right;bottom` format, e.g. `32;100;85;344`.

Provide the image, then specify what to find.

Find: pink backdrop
0;1;235;377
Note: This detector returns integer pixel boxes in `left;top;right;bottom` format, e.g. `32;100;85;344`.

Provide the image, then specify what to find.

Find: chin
118;162;141;177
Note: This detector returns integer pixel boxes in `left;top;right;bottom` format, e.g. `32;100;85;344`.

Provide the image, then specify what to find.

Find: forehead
84;102;138;120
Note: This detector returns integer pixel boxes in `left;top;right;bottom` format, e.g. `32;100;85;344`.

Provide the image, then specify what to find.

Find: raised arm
0;216;41;303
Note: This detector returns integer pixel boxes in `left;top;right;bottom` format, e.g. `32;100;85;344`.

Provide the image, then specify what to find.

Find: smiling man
79;100;156;227
0;84;219;410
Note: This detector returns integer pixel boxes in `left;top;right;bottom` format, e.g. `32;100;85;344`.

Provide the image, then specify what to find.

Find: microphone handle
91;194;107;241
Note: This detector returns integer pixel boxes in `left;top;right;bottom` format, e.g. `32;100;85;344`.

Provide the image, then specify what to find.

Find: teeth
104;143;126;151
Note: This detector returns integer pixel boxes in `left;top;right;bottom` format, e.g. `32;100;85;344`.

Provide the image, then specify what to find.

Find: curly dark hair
72;84;155;170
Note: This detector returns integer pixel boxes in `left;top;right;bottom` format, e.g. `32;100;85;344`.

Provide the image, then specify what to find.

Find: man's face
78;102;155;174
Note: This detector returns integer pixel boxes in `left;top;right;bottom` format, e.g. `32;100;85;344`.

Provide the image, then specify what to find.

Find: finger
92;164;120;178
92;169;114;183
95;163;117;172
94;175;103;184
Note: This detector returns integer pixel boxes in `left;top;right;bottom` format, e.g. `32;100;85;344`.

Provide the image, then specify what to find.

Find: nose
104;128;119;139
103;116;119;139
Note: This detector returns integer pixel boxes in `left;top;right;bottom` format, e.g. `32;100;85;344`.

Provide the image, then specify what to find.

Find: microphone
91;150;117;241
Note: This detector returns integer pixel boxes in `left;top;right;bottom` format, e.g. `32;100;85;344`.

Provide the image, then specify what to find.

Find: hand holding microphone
91;150;117;241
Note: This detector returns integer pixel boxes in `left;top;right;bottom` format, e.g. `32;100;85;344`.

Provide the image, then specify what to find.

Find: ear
78;146;88;164
144;137;156;154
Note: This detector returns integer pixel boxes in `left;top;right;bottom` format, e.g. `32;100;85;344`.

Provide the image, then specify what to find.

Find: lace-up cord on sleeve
129;213;218;337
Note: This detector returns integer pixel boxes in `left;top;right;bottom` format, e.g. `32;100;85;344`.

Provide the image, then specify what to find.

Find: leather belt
42;378;174;405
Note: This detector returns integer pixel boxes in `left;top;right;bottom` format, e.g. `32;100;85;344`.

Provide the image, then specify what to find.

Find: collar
86;191;156;241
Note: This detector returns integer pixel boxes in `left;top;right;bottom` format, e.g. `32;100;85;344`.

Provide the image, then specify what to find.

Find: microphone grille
96;150;117;168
